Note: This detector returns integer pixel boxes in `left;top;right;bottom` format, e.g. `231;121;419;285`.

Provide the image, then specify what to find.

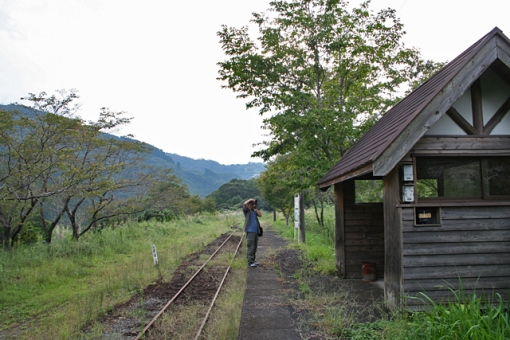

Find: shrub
13;222;42;245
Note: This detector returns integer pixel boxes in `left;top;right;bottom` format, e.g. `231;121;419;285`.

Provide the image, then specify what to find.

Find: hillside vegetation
0;94;220;248
150;150;264;197
0;104;264;198
207;178;270;210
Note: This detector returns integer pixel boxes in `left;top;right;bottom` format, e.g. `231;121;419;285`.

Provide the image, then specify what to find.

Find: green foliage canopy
257;155;296;224
218;0;442;188
207;178;267;210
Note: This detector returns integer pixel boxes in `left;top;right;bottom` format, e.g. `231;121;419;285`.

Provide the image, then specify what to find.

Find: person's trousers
246;232;258;264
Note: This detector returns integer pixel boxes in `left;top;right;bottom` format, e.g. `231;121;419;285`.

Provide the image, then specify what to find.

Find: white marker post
152;244;158;265
294;194;300;242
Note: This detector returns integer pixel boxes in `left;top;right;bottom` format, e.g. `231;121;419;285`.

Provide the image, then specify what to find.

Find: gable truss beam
448;88;510;136
496;35;510;80
471;78;484;134
446;107;478;135
373;37;498;177
490;60;510;88
484;95;510;134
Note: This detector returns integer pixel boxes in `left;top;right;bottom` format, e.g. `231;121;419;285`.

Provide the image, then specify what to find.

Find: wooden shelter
318;27;510;309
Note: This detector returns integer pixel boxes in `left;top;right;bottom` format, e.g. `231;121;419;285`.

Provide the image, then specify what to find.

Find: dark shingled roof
318;27;505;188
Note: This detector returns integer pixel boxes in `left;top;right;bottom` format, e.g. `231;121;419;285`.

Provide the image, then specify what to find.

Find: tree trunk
65;197;85;240
68;213;80;240
320;199;324;227
312;195;326;228
9;198;38;247
2;226;10;250
282;210;289;226
42;201;68;244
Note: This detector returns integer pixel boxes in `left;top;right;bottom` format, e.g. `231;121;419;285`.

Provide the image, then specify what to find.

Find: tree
35;112;145;242
0;97;85;248
62;144;151;240
0;90;155;247
138;168;191;219
207;178;267;210
217;0;442;190
22;91;151;241
1;90;220;247
257;155;296;225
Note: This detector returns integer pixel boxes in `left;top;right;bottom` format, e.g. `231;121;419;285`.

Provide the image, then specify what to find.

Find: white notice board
294;194;300;229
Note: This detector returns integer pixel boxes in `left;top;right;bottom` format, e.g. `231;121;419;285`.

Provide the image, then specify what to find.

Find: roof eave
318;163;373;189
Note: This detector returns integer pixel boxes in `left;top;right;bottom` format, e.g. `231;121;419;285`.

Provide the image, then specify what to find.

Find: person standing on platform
243;198;262;267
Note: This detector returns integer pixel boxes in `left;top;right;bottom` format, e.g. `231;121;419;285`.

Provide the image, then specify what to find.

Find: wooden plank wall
412;136;510;155
402;206;510;304
343;179;385;279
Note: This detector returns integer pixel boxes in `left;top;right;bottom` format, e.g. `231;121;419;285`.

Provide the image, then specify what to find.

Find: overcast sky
1;0;509;165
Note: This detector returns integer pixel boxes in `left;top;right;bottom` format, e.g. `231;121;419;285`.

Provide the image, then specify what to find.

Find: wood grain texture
334;182;346;278
384;167;403;307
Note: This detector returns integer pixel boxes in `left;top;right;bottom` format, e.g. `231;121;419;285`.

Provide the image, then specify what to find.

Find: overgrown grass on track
0;212;246;339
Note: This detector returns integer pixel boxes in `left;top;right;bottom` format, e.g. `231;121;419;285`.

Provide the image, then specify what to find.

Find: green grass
202;255;247;339
413;287;510;340
0;212;245;339
260;205;337;275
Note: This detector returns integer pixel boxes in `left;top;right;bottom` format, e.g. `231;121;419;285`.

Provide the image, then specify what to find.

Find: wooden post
383;166;403;310
334;182;345;277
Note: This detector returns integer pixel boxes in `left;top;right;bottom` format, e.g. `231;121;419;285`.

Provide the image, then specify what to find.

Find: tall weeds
413;287;510;340
0;213;240;339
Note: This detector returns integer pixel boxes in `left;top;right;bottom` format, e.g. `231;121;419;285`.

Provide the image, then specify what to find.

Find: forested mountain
147;149;264;197
168;153;264;179
0;104;265;197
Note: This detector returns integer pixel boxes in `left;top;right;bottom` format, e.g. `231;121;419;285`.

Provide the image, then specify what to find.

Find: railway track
136;228;244;339
85;229;244;339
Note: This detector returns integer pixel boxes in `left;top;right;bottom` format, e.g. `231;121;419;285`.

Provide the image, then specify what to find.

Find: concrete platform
238;229;302;340
238;227;385;339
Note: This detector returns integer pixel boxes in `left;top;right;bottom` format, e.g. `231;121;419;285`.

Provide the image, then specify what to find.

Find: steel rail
193;232;245;340
134;227;241;340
